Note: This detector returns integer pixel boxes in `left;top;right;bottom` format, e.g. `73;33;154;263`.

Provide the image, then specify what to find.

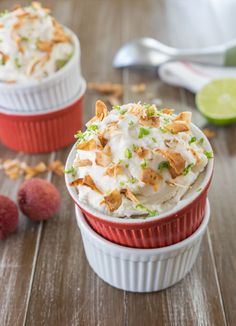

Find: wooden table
0;1;235;325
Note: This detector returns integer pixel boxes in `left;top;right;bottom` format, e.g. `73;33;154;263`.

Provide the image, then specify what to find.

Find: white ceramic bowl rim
0;78;86;116
76;199;210;255
65;122;214;224
0;26;80;90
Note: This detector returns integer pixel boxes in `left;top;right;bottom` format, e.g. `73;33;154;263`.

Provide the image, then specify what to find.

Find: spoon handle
168;40;236;66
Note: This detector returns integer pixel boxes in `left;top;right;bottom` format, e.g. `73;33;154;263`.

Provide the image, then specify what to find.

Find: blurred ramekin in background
0;79;86;153
0;29;82;113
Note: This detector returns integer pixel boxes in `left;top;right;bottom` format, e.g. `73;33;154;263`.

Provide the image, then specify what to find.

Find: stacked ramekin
65;124;214;292
0;29;85;153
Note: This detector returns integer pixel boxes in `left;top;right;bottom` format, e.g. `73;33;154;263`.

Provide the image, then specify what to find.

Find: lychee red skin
17;179;60;221
0;195;19;240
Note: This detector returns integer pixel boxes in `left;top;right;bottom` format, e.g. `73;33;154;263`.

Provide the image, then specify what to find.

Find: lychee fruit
0;195;19;240
17;178;60;221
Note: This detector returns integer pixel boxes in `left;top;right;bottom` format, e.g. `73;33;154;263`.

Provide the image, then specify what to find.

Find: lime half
196;78;236;125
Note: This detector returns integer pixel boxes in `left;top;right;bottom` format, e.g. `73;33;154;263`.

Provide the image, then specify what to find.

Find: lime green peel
196;78;236;125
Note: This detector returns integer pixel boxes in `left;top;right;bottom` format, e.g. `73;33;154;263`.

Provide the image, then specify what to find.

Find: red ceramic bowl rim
0;27;80;91
0;79;86;119
76;199;210;255
65;122;214;226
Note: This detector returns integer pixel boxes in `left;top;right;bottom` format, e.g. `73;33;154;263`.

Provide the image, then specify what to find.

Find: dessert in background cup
0;2;82;112
0;79;86;153
65;101;214;248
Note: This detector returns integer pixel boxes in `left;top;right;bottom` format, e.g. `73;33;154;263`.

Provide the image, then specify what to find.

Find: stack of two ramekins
65;124;214;293
0;29;86;154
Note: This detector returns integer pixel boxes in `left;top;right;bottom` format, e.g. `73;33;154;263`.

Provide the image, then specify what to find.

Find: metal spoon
113;37;236;68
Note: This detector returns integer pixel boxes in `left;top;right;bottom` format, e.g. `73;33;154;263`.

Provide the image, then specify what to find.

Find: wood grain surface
0;0;235;325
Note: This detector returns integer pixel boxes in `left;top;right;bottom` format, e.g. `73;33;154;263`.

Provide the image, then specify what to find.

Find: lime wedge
196;78;236;125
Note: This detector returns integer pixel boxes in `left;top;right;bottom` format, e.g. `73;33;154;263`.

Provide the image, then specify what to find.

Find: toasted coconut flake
26;58;40;75
173;111;192;124
95;151;112;167
101;189;122;212
3;159;25;180
165;121;190;134
104;163;122;177
12;21;23;30
77;159;93;167
25;162;47;180
190;148;201;164
70;178;83;187
121;188;139;203
164;139;178;148
96;100;108;121
128;104;143;116
48;160;64;176
31;1;42;9
37;40;53;52
77;139;100;151
161;108;175;115
141;167;162;190
140;115;160;128
5;80;17;84
203;128;216;139
83;175;102;194
14;35;24;53
16;10;29;18
155;149;185;178
70;175;102;194
53;19;71;43
39;54;50;66
134;147;151;159
88;82;123;96
103;144;112;156
131;83;146;93
98;132;108;147
0;51;9;64
105;121;119;134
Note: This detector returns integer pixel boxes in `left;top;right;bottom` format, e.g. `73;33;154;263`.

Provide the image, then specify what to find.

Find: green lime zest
112;105;121;110
204;151;214;159
182;163;194;176
138;127;150;139
189;136;197;145
64;167;75;175
158;161;169;171
14;57;22;68
160;127;167;133
140;159;147;169
87;124;98;132
125;148;132;159
136;203;158;217
128;177;137;184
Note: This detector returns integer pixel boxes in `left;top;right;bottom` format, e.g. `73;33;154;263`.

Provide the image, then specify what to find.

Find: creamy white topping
0;2;74;83
70;102;210;218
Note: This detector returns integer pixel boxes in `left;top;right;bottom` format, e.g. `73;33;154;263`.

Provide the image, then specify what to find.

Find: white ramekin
76;199;210;292
0;28;82;113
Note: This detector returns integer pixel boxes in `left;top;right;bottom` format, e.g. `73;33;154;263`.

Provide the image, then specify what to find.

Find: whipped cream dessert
69;101;212;218
0;2;74;83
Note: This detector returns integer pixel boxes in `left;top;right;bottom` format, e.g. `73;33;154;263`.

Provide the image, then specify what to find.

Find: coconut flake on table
69;101;210;218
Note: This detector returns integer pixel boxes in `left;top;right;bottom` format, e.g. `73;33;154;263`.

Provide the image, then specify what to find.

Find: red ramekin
0;79;86;154
65;122;214;248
